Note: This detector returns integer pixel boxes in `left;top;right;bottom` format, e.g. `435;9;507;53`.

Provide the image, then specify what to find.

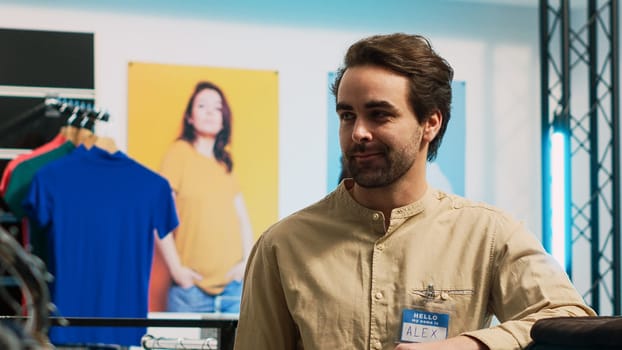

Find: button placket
370;230;384;350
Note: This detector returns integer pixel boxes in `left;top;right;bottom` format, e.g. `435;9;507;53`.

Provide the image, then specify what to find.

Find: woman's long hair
179;81;233;173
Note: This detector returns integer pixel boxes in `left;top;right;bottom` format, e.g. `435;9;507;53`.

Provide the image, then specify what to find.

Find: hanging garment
4;141;76;265
23;145;178;347
0;132;67;195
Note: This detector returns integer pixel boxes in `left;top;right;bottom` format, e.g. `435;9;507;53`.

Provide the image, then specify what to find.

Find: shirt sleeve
234;233;299;350
159;142;185;193
152;178;179;239
462;214;596;349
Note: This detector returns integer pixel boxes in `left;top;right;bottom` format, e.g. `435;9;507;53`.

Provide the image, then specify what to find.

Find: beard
344;142;417;188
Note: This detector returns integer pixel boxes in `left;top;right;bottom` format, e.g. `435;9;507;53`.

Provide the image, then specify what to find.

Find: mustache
344;143;387;157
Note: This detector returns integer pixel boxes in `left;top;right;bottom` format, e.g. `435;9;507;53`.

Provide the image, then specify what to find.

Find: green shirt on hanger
4;141;76;265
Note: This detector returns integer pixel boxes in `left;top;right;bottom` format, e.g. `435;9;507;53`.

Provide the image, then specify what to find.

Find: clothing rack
0;96;109;139
0;100;48;137
44;97;109;121
141;334;218;350
2;316;238;350
44;97;109;131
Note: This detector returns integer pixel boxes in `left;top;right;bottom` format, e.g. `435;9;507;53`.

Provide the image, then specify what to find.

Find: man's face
336;65;426;188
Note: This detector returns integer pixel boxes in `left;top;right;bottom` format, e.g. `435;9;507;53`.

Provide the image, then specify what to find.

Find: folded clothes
530;316;622;347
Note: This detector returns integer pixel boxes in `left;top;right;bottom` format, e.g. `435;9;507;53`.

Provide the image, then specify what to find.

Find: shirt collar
335;179;438;220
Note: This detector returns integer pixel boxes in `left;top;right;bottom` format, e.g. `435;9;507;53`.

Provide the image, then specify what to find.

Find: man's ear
423;110;442;143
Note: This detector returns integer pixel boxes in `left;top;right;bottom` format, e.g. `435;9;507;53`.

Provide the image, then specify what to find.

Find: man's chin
352;174;392;188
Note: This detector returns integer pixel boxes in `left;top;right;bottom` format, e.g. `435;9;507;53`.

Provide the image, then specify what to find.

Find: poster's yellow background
127;62;278;239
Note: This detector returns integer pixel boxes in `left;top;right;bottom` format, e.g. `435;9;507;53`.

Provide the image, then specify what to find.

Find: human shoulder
257;190;341;245
160;140;193;171
435;190;503;214
434;189;525;235
165;139;194;156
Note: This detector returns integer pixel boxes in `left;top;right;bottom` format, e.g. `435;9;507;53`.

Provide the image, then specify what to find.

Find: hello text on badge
400;309;449;343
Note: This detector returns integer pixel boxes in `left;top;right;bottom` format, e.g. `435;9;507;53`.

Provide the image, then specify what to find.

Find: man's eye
371;110;391;118
339;112;355;121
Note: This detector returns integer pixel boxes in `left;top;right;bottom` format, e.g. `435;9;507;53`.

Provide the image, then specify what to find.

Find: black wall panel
0;28;94;89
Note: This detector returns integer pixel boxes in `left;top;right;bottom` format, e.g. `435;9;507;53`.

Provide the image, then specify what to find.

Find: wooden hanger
77;110;118;153
76;128;96;148
47;98;113;149
63;106;84;145
61;125;79;145
76;112;97;148
94;136;118;154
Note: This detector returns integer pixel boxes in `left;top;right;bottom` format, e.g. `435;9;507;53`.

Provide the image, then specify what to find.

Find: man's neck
349;172;428;223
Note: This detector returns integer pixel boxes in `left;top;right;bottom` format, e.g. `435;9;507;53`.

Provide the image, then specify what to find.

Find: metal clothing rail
141;334;218;350
1;316;238;350
48;317;237;329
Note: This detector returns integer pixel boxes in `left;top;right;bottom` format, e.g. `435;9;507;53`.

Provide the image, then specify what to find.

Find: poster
128;62;278;313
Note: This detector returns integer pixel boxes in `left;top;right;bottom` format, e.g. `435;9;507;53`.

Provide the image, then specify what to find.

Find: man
234;33;595;350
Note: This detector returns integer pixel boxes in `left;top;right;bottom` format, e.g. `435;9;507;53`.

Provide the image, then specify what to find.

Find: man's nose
352;119;372;143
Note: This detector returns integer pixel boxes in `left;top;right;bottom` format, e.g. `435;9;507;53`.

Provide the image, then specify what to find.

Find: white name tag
400;309;449;343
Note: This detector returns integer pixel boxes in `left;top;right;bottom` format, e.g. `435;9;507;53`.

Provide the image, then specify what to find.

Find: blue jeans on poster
167;280;242;313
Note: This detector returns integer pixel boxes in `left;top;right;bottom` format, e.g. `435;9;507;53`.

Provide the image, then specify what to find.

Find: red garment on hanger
0;133;66;195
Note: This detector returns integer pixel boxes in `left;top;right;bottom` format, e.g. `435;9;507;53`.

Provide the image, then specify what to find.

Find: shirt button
376;244;384;251
373;340;382;349
372;212;381;221
375;292;383;300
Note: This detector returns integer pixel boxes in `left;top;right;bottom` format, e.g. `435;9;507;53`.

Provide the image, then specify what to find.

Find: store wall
0;1;542;236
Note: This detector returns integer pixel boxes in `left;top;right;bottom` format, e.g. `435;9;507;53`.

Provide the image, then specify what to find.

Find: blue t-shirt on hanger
23;145;178;346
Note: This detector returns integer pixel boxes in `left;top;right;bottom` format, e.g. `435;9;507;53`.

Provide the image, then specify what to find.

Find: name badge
400;309;449;343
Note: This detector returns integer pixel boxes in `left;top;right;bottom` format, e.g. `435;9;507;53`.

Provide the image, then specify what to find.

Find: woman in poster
154;81;254;313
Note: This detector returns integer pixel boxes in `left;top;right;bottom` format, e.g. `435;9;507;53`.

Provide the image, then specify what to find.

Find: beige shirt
234;181;595;350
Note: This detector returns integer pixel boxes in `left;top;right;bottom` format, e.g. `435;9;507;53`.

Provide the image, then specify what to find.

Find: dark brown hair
332;33;454;161
179;81;233;172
